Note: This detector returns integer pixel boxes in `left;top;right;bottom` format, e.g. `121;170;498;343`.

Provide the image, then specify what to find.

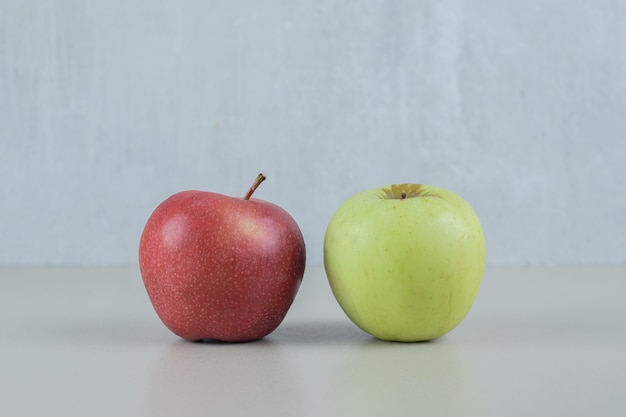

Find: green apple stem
244;173;267;200
401;192;407;200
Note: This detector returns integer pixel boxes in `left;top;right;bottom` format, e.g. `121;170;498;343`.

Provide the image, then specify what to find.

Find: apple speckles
237;216;265;240
253;314;280;334
324;182;485;342
139;187;306;343
160;213;188;249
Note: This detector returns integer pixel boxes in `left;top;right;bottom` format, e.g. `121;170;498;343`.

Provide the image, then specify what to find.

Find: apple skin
139;189;306;342
323;184;485;342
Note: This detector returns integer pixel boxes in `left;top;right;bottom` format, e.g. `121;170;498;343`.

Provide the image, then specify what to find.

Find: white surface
1;266;625;416
1;1;626;266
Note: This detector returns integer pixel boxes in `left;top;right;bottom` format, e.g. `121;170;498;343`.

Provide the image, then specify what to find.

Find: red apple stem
244;173;267;200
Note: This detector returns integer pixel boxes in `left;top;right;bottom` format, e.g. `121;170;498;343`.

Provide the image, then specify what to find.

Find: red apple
139;174;306;342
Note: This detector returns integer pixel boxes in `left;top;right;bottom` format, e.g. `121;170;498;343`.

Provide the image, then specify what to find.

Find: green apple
324;184;486;342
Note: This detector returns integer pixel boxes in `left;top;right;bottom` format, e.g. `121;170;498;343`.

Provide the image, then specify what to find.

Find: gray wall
1;0;625;266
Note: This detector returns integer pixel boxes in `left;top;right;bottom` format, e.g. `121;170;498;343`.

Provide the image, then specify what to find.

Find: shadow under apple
328;338;485;417
267;319;372;345
142;337;298;417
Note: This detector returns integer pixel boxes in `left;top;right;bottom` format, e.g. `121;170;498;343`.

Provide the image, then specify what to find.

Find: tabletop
1;265;625;417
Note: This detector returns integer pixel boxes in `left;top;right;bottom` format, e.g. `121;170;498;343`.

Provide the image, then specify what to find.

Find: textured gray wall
1;1;625;266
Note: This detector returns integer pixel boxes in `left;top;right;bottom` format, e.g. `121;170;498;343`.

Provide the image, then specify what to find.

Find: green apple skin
323;184;486;342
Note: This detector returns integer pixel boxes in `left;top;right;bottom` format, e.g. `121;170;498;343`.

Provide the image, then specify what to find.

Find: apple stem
401;192;407;200
244;173;267;200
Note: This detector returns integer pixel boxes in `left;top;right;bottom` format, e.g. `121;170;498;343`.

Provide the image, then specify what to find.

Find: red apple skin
139;190;306;342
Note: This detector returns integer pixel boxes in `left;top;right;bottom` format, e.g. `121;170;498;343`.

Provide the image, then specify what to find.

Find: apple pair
139;174;485;342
